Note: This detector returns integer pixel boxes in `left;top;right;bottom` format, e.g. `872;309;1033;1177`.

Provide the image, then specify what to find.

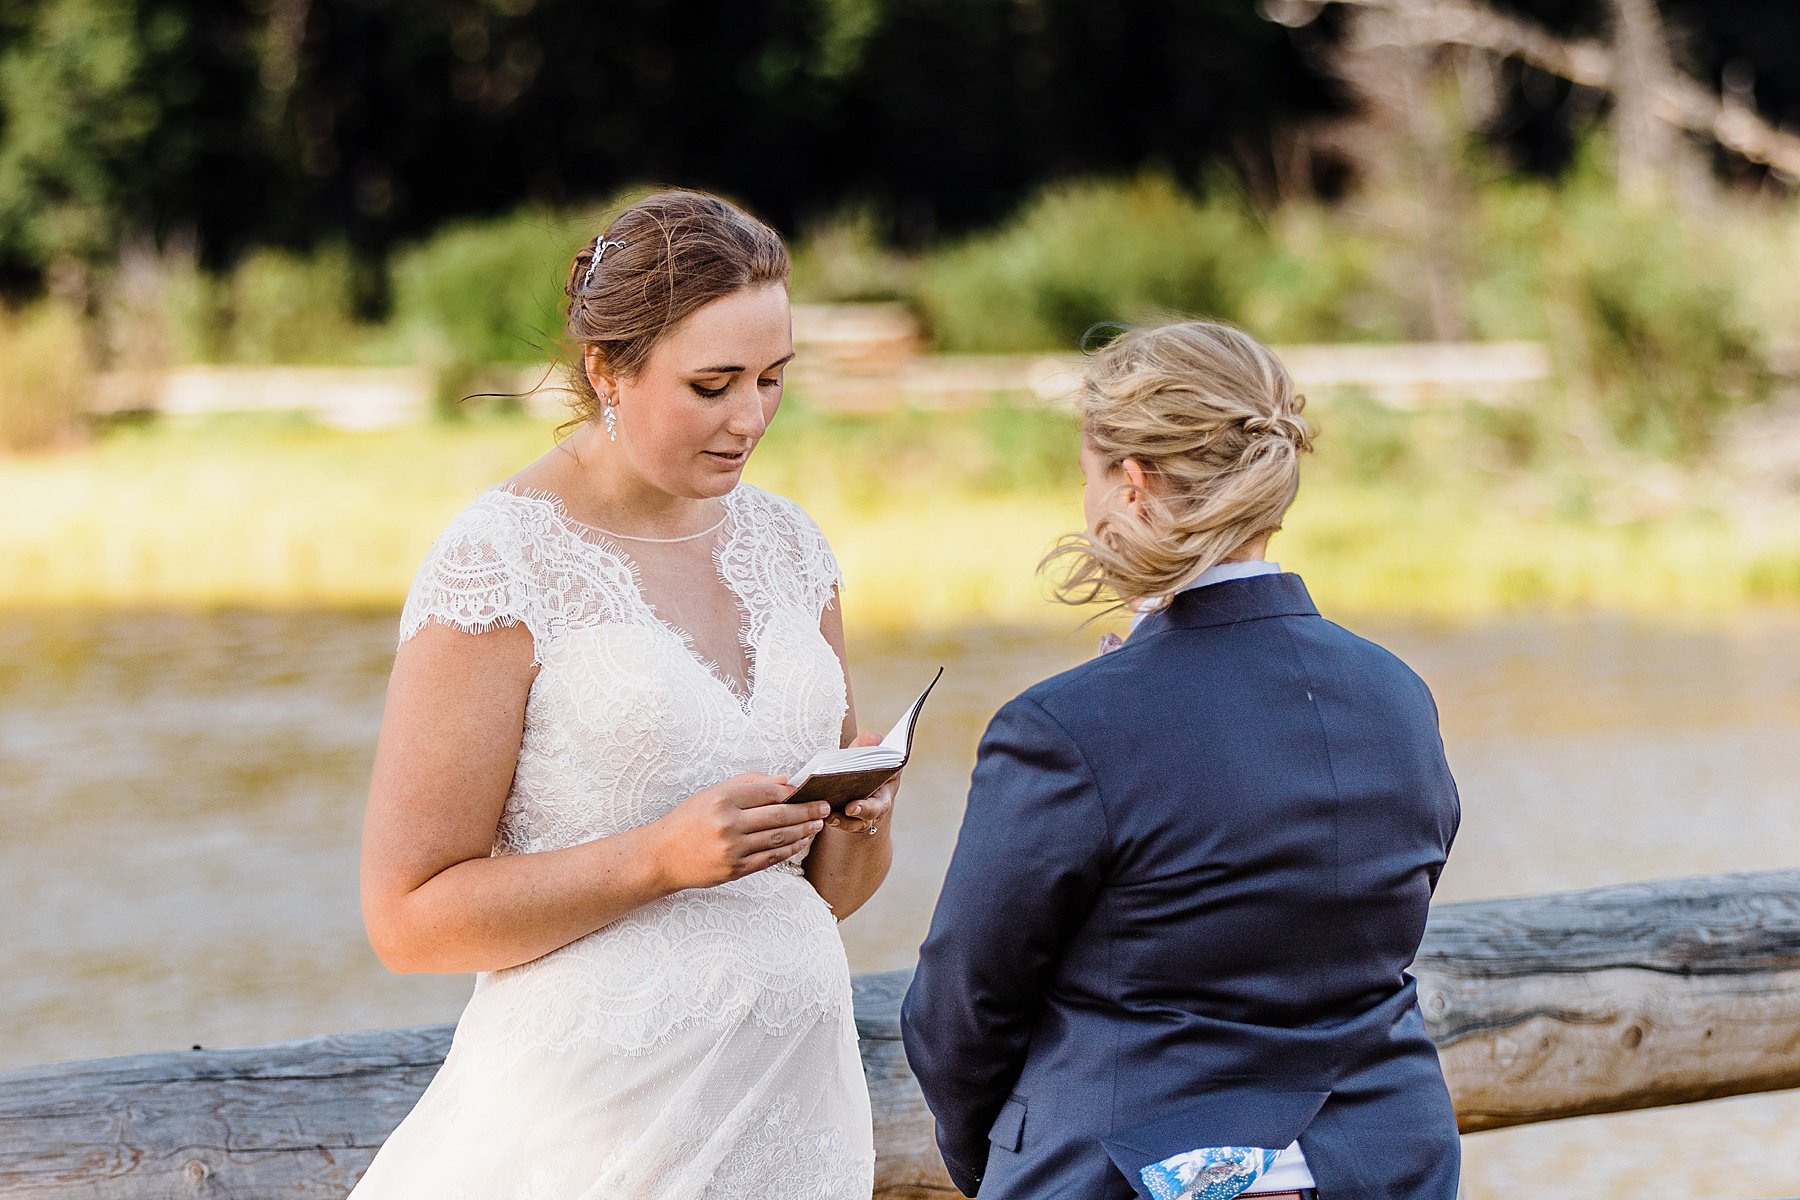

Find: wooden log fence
3;869;1798;1197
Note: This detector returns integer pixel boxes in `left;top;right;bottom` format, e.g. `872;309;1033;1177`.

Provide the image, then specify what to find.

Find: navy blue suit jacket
900;574;1461;1200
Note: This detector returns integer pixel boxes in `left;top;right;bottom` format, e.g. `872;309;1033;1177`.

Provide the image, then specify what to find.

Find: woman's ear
1120;458;1153;523
583;346;618;404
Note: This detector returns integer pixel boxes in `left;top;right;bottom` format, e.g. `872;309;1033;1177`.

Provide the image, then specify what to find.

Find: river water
3;609;1798;1198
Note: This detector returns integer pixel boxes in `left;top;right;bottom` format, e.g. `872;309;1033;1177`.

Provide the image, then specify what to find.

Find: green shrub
1241;204;1404;344
1463;176;1559;342
969;402;1082;493
1559;198;1767;456
158;255;224;364
57;160;1783;464
916;175;1274;352
389;207;595;367
1308;388;1415;485
100;241;192;394
0;303;90;452
914;174;1396;353
789;207;916;303
220;244;362;364
1466;157;1771;458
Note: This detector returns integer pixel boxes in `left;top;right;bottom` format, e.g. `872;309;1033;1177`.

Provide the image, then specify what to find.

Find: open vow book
787;668;944;810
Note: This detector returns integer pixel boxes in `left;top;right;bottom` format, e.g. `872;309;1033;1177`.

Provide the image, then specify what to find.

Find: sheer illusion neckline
591;515;727;544
493;483;729;543
490;484;762;707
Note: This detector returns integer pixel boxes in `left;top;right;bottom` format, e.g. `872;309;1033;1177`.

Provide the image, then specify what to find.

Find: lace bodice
400;483;847;853
355;483;873;1199
397;484;854;1044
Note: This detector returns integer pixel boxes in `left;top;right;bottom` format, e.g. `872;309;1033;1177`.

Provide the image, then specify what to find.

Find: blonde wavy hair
1043;320;1314;611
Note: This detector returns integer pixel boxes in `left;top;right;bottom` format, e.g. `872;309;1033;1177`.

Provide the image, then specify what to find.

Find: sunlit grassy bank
3;402;1797;631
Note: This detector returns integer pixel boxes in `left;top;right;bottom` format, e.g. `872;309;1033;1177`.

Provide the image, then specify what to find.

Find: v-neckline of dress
492;484;763;715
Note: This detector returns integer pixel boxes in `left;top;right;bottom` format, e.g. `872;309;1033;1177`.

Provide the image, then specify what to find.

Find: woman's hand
650;774;831;890
825;732;900;836
805;592;894;918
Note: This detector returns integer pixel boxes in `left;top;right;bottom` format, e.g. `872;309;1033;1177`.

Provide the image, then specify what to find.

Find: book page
880;666;944;755
790;667;943;788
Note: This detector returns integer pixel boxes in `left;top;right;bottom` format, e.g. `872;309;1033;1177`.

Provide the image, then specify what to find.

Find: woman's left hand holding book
823;731;901;836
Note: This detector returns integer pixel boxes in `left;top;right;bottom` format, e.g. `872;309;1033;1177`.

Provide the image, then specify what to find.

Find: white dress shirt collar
1131;559;1282;631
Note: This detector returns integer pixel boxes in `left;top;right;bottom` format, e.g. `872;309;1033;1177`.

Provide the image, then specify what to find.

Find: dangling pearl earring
602;398;618;442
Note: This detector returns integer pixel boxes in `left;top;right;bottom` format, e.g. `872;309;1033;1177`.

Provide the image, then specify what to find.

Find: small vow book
787;668;944;811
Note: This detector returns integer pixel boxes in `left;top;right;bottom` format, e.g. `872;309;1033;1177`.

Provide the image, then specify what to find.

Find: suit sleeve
1419;679;1461;891
900;695;1109;1196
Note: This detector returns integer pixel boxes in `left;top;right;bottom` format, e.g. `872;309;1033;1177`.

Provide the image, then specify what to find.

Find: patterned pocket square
1139;1145;1280;1200
1097;632;1126;656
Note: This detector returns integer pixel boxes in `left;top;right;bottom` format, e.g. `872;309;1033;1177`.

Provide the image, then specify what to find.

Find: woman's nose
724;385;769;437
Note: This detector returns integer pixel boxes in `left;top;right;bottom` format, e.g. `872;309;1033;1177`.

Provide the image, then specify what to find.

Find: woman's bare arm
802;591;896;921
360;620;828;973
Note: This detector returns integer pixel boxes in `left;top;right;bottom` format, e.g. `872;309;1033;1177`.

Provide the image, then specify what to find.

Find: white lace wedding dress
348;483;874;1200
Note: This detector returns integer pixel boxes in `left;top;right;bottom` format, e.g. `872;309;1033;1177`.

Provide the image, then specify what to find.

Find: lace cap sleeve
399;493;550;659
808;518;844;614
774;490;844;617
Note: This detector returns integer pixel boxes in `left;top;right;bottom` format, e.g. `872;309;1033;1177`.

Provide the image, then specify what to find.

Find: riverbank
3;403;1797;628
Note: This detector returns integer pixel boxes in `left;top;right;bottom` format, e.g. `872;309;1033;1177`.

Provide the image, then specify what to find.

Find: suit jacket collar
1132;572;1317;640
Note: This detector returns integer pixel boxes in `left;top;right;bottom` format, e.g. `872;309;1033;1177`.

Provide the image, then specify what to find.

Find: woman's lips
704;448;749;466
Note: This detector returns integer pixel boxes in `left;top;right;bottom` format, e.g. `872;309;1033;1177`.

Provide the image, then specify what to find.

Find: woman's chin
696;450;751;486
681;470;743;499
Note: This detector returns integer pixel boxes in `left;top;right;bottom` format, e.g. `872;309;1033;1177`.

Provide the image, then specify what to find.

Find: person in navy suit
901;320;1462;1200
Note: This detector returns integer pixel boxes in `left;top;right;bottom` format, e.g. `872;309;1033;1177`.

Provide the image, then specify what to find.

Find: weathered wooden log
853;971;958;1199
0;1025;454;1199
1416;869;1800;1131
4;870;1799;1198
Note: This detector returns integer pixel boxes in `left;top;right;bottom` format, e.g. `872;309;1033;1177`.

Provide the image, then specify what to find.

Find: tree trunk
1607;0;1680;203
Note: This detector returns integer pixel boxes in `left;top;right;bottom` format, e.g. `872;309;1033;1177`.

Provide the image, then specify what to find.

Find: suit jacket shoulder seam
1012;693;1114;850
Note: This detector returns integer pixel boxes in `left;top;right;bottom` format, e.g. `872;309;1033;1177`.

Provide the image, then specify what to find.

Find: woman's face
597;283;793;500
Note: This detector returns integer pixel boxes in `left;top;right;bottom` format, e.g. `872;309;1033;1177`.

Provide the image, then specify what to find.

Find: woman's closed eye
690;366;784;398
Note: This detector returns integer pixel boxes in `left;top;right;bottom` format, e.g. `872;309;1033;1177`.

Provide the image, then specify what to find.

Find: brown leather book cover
784;765;904;811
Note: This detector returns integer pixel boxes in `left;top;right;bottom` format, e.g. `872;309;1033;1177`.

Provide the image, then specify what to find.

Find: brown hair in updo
1042;319;1314;611
562;190;790;425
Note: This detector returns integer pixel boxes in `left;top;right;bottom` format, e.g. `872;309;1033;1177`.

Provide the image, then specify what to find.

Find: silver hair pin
581;237;625;291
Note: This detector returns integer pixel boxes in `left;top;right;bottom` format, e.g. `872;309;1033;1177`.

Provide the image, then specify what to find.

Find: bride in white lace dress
351;192;891;1199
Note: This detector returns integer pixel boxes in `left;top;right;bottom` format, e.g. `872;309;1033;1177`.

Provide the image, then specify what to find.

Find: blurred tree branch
1264;0;1800;182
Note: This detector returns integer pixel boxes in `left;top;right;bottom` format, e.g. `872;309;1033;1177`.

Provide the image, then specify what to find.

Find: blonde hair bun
1045;319;1313;610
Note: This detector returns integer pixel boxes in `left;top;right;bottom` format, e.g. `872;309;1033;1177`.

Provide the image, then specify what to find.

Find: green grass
3;402;1795;631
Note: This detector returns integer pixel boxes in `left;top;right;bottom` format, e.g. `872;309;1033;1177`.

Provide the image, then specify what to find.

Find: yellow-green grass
2;412;1797;631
